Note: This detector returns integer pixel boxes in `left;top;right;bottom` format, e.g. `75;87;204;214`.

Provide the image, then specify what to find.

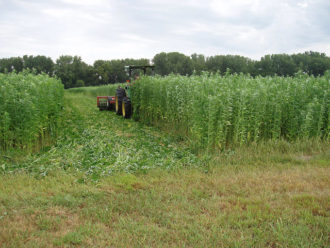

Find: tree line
0;51;329;88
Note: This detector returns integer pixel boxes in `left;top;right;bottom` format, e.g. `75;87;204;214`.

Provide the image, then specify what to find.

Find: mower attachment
97;96;115;111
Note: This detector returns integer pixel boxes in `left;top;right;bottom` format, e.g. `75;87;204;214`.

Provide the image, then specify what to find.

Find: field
0;72;64;151
0;74;329;247
132;73;329;150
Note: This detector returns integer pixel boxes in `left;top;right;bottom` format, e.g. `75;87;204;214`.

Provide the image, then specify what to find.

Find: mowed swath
0;72;64;150
131;73;330;150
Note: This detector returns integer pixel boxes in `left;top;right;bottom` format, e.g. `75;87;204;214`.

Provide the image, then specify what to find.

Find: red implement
97;96;115;111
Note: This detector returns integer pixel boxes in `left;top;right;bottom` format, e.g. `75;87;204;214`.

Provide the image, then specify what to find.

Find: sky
0;0;329;64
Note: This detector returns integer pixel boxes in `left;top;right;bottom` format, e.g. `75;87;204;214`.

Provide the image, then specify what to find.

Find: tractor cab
124;65;155;79
97;65;155;119
124;65;155;98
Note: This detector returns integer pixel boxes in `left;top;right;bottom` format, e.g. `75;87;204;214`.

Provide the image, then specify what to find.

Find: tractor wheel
107;97;114;111
115;87;126;115
115;96;122;115
122;97;132;119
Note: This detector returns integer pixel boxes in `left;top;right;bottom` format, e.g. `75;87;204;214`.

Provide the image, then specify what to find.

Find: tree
55;55;91;88
55;55;75;88
191;53;206;74
1;51;329;88
153;52;169;76
205;55;252;75
0;57;23;73
257;54;297;76
255;55;274;76
153;52;193;76
292;51;330;76
22;55;54;75
271;54;297;76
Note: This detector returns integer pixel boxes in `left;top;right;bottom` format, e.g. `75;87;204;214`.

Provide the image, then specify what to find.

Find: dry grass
0;162;329;247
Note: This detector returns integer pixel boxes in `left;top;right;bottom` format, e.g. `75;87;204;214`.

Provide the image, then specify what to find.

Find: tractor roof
125;65;155;70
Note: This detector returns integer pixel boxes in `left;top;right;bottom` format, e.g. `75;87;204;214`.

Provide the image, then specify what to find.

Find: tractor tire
115;96;122;115
107;97;114;111
109;103;115;111
122;97;132;119
115;87;126;115
116;87;126;99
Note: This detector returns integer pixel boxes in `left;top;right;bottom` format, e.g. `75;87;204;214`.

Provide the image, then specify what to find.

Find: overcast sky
0;0;329;64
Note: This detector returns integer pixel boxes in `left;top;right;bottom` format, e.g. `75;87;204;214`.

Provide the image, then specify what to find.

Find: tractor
96;65;155;118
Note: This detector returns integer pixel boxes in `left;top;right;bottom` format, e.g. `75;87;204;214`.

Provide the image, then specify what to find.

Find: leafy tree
153;52;169;76
205;55;252;75
22;55;54;75
153;52;193;76
0;57;23;73
191;53;206;74
257;54;297;76
1;51;329;89
55;55;98;88
84;65;97;86
55;55;75;88
292;51;330;76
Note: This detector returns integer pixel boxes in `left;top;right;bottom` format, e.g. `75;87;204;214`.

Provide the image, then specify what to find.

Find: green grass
0;90;329;247
0;165;329;247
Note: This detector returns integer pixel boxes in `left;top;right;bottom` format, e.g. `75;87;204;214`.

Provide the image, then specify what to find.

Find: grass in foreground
0;164;329;247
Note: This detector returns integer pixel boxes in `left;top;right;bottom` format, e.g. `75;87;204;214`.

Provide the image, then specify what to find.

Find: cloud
0;0;329;63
